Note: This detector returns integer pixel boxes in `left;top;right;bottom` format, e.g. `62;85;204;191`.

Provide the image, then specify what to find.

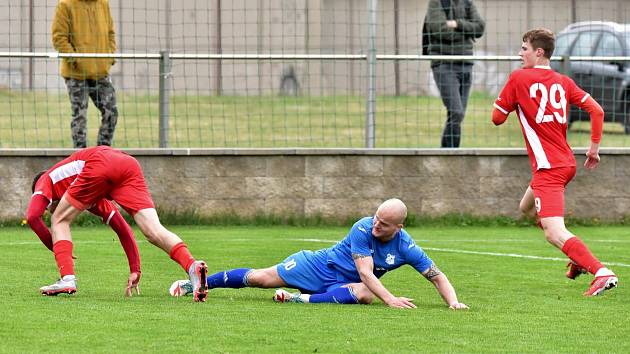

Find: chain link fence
1;0;630;148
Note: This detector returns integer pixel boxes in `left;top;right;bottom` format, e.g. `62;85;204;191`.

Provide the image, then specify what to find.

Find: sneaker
187;261;208;302
169;280;193;297
566;262;587;280
40;276;76;296
273;289;304;303
583;275;618;296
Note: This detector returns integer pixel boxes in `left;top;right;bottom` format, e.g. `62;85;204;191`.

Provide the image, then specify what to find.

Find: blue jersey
325;216;433;283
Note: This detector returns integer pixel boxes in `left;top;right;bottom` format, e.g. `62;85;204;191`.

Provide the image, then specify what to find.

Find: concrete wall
2;148;629;221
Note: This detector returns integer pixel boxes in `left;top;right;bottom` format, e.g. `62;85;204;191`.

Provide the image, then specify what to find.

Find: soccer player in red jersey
27;159;141;297
38;146;209;302
492;28;617;296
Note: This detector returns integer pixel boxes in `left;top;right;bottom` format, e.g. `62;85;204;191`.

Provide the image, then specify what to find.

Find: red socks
562;237;604;275
169;242;195;272
53;240;74;277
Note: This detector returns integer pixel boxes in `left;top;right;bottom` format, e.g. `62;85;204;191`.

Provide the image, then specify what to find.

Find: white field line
286;238;630;268
5;237;630;268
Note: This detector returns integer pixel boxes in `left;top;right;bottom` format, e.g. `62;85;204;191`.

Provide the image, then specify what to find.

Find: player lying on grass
27;169;142;296
492;28;617;296
34;146;209;302
170;198;468;309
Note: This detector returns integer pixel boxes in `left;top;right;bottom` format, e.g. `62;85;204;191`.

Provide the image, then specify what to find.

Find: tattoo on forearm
352;253;370;260
423;264;442;279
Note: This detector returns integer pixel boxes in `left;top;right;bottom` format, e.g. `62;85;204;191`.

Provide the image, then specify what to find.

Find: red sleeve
88;200;141;273
564;77;603;143
492;108;508;126
565;76;590;106
25;194;54;251
109;210;141;274
493;72;518;115
577;96;604;144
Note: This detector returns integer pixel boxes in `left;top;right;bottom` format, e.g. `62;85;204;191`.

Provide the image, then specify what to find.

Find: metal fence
1;0;630;148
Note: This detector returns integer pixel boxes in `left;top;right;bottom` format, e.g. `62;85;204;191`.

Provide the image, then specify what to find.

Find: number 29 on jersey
530;82;567;124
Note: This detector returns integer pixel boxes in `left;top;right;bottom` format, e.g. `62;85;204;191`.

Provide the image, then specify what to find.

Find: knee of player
136;221;163;242
543;228;563;245
139;227;161;244
350;286;374;304
245;269;269;287
357;292;374;304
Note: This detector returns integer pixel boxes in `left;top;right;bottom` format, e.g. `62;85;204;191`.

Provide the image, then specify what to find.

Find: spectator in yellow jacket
52;0;119;148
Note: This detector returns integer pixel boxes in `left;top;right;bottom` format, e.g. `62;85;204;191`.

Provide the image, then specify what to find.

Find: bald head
376;198;407;225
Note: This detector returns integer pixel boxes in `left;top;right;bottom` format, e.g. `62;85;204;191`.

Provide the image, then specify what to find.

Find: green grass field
1;224;628;353
2;90;629;148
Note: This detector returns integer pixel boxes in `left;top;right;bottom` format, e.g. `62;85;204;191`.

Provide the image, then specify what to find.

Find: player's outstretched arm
422;264;468;310
578;96;604;170
353;254;416;309
25;194;54;251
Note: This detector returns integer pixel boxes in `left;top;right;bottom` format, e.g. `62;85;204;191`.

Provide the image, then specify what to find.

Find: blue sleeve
348;223;372;257
405;243;434;274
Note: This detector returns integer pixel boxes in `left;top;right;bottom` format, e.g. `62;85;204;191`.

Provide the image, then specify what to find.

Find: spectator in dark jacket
426;0;485;147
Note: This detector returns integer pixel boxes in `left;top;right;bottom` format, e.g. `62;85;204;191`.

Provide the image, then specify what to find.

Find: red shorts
530;166;576;218
66;149;155;216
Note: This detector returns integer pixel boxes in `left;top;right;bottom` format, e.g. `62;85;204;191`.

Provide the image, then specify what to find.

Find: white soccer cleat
40;275;77;296
273;289;304;303
584;275;618;296
187;260;208;302
169;280;193;297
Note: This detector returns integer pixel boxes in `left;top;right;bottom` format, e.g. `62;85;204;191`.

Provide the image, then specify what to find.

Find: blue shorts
276;250;353;294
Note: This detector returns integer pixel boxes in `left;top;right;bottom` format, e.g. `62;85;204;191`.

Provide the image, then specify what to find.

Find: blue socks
308;287;359;304
207;268;252;289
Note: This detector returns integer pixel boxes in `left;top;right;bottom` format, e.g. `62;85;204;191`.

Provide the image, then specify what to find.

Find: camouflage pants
65;77;119;148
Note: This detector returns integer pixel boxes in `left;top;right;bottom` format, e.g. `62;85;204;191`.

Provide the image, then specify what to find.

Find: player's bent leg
540;217;574;249
43;195;83;294
246;267;287;288
51;195;84;243
170;267;261;296
276;285;361;305
135;208;208;302
133;208;182;252
345;283;375;304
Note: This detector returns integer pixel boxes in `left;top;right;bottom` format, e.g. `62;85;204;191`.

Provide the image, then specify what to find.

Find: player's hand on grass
387;296;416;309
449;302;469;310
125;271;141;297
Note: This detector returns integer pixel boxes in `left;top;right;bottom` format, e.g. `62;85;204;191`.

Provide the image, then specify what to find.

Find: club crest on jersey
386;253;396;265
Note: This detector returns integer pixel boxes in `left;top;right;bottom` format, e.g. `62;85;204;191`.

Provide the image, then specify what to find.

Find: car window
570;31;601;56
555;33;578;56
594;32;624;57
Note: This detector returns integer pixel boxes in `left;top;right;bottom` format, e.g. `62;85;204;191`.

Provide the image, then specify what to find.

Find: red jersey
33;146;116;222
494;66;590;172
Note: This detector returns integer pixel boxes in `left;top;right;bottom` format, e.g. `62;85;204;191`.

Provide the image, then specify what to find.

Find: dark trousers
65;77;119;148
432;63;473;148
